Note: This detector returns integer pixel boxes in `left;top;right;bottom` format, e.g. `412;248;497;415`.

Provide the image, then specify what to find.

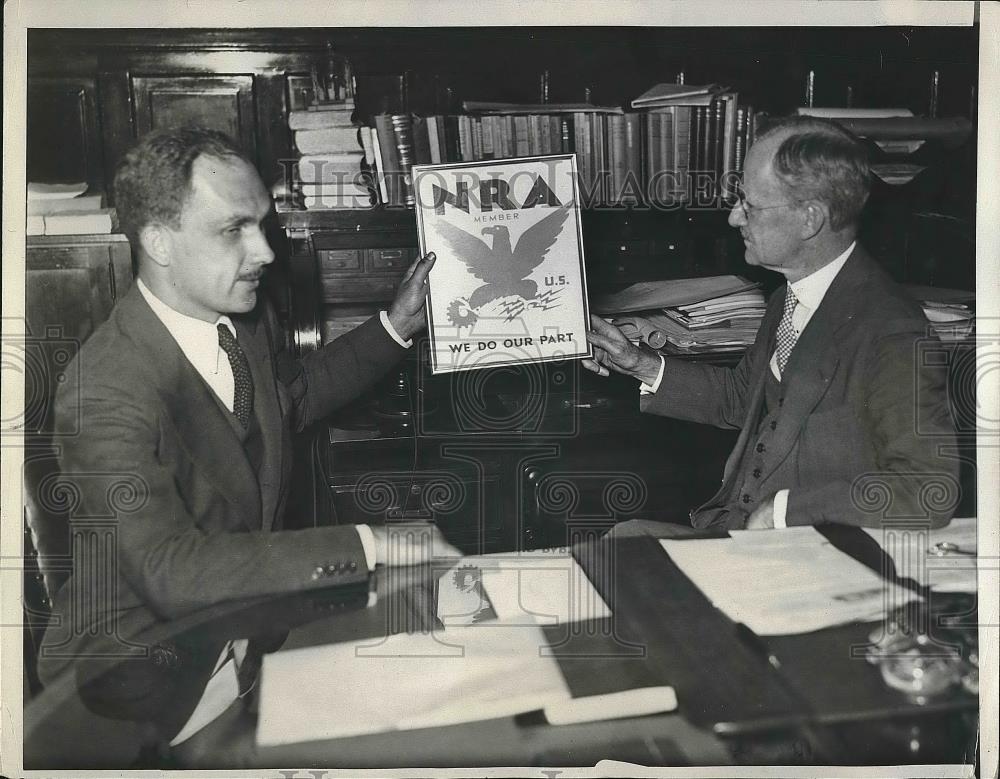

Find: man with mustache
585;116;959;533
38;127;456;745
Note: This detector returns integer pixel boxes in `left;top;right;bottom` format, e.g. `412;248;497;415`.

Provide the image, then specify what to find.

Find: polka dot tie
774;287;799;376
217;323;254;426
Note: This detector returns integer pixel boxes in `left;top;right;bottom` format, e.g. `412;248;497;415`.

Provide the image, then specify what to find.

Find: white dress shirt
138;279;386;743
639;242;855;528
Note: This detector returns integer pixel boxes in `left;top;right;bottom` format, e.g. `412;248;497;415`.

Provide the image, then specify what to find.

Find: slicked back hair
113;126;251;248
754;115;870;232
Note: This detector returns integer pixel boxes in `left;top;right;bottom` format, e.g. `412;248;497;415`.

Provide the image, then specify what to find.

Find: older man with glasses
585;115;959;533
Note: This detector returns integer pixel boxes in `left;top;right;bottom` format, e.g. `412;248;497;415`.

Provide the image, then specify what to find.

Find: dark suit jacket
641;246;960;530
38;285;407;734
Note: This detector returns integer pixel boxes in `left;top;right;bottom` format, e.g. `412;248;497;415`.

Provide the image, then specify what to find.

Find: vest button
778;398;785;407
742;494;751;503
752;468;762;478
756;443;766;453
770;420;777;430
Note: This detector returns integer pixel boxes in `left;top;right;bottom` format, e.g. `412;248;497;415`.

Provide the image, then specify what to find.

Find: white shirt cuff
773;489;790;528
356;524;378;570
380;310;413;348
639;355;666;395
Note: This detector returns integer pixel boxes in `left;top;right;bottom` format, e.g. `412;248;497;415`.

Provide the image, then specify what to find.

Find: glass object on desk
865;601;978;704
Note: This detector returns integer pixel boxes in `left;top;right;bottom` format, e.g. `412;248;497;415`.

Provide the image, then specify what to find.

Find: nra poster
414;155;592;374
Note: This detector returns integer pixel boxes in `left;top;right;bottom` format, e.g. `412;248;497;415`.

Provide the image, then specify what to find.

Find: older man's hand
387;252;436;341
583;315;663;385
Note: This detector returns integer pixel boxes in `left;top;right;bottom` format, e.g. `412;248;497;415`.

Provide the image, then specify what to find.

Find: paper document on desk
660;527;920;635
256;623;570;746
436;549;611;626
862;516;977;593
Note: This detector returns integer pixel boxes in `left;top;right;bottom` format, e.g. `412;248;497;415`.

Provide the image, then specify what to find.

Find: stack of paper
290;100;375;210
26;183;116;236
631;83;726;109
594;275;759;315
660;527;920;635
596;276;766;357
904;285;975;342
257;622;571;746
658;289;767;353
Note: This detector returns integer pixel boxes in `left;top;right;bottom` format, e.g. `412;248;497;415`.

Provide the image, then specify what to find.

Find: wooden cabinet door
131;74;258;163
24;235;133;433
26;76;105;191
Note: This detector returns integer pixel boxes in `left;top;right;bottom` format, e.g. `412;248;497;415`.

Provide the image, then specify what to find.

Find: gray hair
755;115;870;231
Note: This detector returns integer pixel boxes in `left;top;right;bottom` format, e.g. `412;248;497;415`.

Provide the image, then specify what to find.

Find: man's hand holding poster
414;155;592;374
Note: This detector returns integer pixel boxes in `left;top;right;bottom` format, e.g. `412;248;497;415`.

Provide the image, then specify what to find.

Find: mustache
238;270;265;281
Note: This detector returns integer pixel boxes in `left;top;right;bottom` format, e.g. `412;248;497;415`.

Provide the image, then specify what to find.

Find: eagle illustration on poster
414;154;591;374
434;203;571;326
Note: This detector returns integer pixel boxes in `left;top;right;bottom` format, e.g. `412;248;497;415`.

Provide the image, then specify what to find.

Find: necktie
774;287;799;376
217;323;254;426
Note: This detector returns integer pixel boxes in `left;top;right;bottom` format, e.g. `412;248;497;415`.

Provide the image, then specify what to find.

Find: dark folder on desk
574;536;809;734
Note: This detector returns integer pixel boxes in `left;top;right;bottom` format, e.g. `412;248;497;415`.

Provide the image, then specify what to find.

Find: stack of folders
26;183;116;236
905;285;975;342
594;275;766;358
658;289;768;353
290;99;376;210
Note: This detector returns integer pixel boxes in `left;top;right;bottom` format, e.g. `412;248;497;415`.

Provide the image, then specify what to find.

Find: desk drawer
368;247;414;271
318;249;363;271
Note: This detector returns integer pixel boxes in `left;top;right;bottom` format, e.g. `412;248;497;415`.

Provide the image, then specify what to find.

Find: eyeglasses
733;185;800;218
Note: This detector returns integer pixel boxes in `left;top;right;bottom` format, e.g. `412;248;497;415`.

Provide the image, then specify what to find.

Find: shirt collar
788;241;855;312
137;278;235;376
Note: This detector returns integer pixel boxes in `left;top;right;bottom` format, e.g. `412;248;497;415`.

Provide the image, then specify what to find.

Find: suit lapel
235;313;283;531
117;288;262;529
758;247;873;474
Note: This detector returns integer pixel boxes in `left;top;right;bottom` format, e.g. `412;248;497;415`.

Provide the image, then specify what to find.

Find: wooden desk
24;532;978;769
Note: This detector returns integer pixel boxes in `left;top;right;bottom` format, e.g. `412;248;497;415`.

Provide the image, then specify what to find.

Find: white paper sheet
256;623;570;747
660;527;920;635
436;549;611;626
862;516;978;593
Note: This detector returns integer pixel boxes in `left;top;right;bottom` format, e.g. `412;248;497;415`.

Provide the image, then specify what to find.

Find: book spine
444;115;460;162
724;94;738;179
549;116;561;156
373;115;399;205
412;115;432;165
482;115;495;159
457;115;469;161
689;106;702;174
624;113;641;204
710;96;724;201
294;126;361;155
592;114;605;205
645;112;658;203
675;106;690;202
611;114;626;204
391;114;416;207
472;117;483;160
539;115;552;155
514;115;530;156
660;111;672;203
561;116;572;153
427;116;442;164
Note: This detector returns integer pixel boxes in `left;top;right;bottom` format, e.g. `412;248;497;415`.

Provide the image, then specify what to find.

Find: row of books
361;97;757;210
26;184;117;235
